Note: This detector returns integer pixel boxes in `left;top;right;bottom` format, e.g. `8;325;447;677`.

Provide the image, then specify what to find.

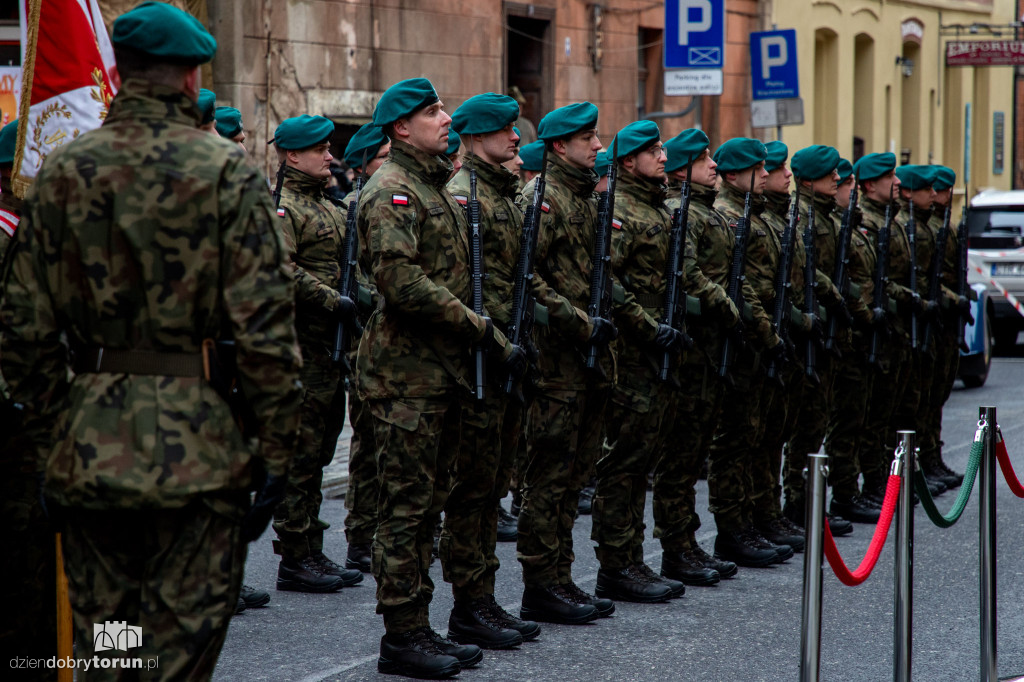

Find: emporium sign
946;40;1024;66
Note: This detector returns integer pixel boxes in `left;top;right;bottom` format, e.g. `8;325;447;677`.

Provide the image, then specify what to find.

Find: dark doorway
506;3;554;142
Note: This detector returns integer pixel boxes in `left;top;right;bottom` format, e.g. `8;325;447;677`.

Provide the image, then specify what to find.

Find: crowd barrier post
800;452;829;682
893;431;914;682
980;406;997;682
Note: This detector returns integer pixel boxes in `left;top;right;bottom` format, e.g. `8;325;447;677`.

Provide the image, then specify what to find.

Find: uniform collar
105;79;202;128
282;165;328;195
462;152;520;198
691;182;718;208
389;139;453;190
764;190;790;217
616;168;666;205
547;153;598;196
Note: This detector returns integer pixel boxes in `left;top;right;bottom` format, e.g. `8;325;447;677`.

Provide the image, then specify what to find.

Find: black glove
768;338;788;365
909;291;924;313
588;317;618;345
957;295;975;325
502;344;528;379
523;337;540;365
808;313;825;340
242;473;287;543
652;324;686;352
480;317;496;351
336;295;358;321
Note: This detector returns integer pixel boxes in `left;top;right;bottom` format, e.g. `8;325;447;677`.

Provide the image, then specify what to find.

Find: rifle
803;194;821;384
825;183;859;352
718;170;756;379
272;161;286;208
585;137;618;372
504;145;549;396
868;184;895;365
907;195;919;351
330;151;367;370
467;146;486;401
921;202;951;353
956;203;970;351
766;188;799;384
658;161;694;382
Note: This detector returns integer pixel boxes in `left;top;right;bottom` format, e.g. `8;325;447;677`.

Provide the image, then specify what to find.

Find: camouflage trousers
369;396;458;634
439;395;521;601
861;345;913;490
754;361;803;519
273;350;346;561
60;496;246;681
517;384;609;588
0;466;57;680
919;330;959;469
344;386;379;547
592;357;675;569
823;340;876;499
782;355;835;508
708;348;766;531
656;355;725;551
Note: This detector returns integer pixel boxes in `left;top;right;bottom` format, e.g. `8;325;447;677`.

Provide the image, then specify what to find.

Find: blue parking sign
664;0;725;69
750;30;800;100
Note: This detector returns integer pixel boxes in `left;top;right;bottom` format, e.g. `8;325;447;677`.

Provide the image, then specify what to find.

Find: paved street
216;357;1024;681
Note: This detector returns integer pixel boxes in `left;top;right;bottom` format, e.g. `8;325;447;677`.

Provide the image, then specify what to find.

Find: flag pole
13;0;41;199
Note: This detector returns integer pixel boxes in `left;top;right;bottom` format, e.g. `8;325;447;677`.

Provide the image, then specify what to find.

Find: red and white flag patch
453;195;468;206
540;201;550;213
392;194;409;206
276;207;286;217
611;218;623;230
0;208;19;238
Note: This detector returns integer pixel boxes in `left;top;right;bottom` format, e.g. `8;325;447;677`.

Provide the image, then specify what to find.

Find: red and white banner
14;0;116;192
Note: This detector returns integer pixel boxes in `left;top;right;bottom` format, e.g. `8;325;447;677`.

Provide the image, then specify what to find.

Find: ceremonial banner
13;0;117;197
0;67;22;128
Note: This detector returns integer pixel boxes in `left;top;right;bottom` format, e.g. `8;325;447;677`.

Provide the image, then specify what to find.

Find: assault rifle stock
907;196;919;351
803;195;821;385
468;155;486;401
331;172;364;371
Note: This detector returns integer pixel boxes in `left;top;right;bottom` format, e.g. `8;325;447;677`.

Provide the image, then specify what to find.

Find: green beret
596;150;611;178
0;119;18;166
214;107;242;139
613;120;660;159
197;89;216;125
713;137;767;174
344;123;389;169
537;102;599;141
372;78;439;127
111;1;217;65
791;144;840;180
446;130;461;156
272;115;334;150
894;164;934;191
836;158;854;183
664;129;709;173
932;165;956;191
519;141;545;172
853;152;896;182
764;141;789;172
451;93;519;136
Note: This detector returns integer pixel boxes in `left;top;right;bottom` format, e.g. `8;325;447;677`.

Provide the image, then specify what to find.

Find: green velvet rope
915;438;983;529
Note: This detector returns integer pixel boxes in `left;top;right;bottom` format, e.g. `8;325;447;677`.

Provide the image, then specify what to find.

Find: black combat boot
746;527;793;562
713;529;778;568
830;495;881;523
826;513;854;537
346;542;372;572
689;544;738;579
239;584;270;608
482;594;540;641
595;565;673;603
276;557;345;593
924;462;962;490
235;597;246;614
520;585;599;625
496;503;518;542
634;562;685;597
447;599;523;650
661;549;720;586
755;517;806;553
311;552;364;586
564;581;615;617
378;628;461;679
426;629;483;668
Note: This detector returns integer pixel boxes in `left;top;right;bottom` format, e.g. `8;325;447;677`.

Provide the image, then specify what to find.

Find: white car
967;189;1024;350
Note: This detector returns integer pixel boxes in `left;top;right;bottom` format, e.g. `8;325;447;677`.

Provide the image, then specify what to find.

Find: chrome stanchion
800;453;829;682
980;406;997;682
893;431;913;682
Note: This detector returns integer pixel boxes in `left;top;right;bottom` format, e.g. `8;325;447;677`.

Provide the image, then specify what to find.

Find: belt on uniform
72;347;205;376
633;292;665;310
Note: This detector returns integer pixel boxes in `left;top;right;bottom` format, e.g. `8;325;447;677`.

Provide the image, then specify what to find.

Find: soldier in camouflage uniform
355;78;525;679
919;165;967;489
655;129;742;584
439;93;540;649
271;114;364;593
515;102;620;625
215;106;246;150
339;122;391;573
709;138;792;568
0;5;302;679
590;120;687;604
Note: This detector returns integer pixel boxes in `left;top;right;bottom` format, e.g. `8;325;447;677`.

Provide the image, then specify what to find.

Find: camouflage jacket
927;206;961;309
517;155;641;388
897;202;936;298
861;196;914;345
0;80;302;508
832;203;875;328
448;154;522;329
807;193;843;307
355;139;509;400
277;166;348;350
715;182;780;349
763;191;808;321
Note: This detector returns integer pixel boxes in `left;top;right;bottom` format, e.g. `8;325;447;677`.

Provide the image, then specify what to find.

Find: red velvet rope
996;438;1024;498
823;474;902;586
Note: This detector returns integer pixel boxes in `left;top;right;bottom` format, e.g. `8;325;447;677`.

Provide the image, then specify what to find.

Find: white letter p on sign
761;35;788;79
678;0;712;45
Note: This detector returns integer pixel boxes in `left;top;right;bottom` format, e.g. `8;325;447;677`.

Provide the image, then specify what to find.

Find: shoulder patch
392;194;409;206
541;201;550;213
612;218;623;230
0;208;18;238
276;207;286;218
453;195;468;206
